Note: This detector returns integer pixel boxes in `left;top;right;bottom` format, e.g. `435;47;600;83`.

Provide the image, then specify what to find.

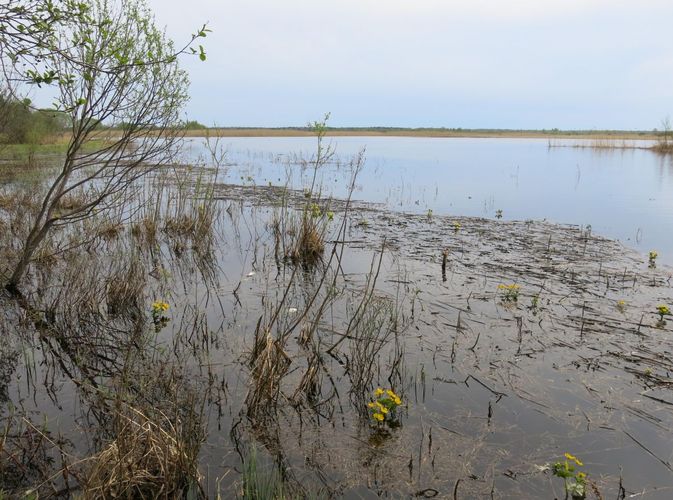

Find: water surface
184;136;673;262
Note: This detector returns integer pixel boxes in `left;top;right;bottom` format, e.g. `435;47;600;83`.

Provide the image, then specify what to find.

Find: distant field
181;127;660;140
0;138;111;161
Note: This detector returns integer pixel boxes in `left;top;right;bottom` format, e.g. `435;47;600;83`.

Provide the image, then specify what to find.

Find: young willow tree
2;0;207;293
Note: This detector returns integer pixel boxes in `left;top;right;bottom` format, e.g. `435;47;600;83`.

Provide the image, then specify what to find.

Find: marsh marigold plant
649;250;658;268
552;453;587;499
152;301;169;315
498;283;520;302
657;304;671;321
151;301;170;326
368;388;402;425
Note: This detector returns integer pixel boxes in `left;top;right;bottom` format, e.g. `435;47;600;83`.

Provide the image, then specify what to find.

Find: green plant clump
552;453;587;499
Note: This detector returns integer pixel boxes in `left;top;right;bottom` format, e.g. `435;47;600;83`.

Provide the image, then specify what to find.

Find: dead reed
82;404;203;499
105;253;146;317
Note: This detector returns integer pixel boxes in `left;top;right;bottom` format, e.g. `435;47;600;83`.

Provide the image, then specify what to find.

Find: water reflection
3;140;673;498
183;136;673;262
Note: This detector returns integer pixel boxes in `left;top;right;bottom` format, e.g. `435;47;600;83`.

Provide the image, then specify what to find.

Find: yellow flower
373;413;384;422
152;301;169;313
498;284;519;291
577;472;586;480
374;388;384;397
367;402;376;408
386;390;402;405
657;304;671;316
564;453;583;466
379;406;389;414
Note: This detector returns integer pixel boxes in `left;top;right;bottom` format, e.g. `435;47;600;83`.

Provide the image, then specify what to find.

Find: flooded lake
185;136;673;262
2;136;673;498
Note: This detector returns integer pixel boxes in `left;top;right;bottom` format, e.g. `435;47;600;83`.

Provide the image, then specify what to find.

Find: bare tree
4;0;207;293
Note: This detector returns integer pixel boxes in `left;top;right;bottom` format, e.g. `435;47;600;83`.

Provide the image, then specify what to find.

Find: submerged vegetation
1;2;673;500
1;123;672;497
547;119;673;154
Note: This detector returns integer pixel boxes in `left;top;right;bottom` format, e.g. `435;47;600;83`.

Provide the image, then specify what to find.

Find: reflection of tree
661;116;672;148
231;413;335;498
0;410;74;494
2;268;211;496
0;343;19;403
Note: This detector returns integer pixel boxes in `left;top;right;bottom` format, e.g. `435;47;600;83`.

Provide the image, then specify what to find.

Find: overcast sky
147;0;673;130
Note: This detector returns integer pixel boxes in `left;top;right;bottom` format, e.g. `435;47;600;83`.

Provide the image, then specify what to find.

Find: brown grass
97;221;123;241
130;217;158;244
163;214;197;235
288;222;325;267
246;330;291;417
651;142;673;154
82;405;202;499
106;256;145;317
180;128;661;140
0;189;38;214
55;193;87;212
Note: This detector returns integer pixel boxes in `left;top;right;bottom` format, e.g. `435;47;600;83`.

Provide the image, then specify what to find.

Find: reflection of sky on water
182;136;673;262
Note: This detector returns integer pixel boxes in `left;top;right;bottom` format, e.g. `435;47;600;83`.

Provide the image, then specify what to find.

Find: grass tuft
83;405;203;499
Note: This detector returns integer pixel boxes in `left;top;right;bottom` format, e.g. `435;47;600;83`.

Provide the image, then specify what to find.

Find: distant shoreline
181;127;660;140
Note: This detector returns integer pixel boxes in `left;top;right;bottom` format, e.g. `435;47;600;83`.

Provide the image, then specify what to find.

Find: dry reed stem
246;331;291;416
82;405;201;499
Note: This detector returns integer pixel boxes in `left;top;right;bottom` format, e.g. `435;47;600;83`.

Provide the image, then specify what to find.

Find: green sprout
657;304;670;322
649;250;658;268
552;453;587;499
498;283;520;302
309;203;322;218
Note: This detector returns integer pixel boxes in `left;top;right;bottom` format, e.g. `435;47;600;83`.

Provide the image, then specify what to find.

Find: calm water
184;136;673;263
4;136;673;497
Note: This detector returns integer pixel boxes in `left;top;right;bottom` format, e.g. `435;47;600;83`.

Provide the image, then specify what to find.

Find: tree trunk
5;220;53;293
